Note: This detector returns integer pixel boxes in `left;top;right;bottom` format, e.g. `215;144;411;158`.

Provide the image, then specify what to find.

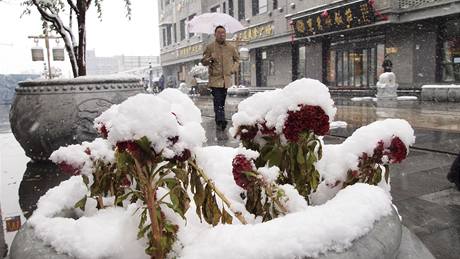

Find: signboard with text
236;22;274;42
293;0;376;37
178;43;203;58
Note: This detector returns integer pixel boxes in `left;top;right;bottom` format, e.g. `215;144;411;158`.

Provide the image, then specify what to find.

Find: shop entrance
256;49;268;87
327;36;385;88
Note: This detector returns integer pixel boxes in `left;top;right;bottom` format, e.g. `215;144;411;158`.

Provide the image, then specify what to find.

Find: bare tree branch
66;0;78;14
31;0;79;77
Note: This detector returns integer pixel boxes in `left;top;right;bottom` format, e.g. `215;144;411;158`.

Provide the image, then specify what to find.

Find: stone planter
9;77;144;161
10;208;402;259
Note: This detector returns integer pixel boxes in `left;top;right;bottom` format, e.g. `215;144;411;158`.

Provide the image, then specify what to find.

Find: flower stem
189;160;248;225
134;159;164;259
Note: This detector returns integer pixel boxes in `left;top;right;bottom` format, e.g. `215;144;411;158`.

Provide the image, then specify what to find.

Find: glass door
330;47;378;87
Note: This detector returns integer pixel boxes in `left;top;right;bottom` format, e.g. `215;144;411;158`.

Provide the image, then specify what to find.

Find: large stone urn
9;77;144;161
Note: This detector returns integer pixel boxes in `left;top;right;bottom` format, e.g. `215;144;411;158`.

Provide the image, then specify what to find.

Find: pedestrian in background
201;25;240;131
447;152;460;190
159;74;165;91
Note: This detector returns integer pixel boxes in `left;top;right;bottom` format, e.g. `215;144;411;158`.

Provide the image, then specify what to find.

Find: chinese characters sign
293;0;375;37
236;22;274;42
178;43;203;58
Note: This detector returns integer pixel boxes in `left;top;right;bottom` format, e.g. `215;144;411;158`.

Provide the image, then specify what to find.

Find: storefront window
329;47;379;87
441;19;460;82
327;50;336;84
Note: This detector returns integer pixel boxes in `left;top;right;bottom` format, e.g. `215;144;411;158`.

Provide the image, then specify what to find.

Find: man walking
202;25;240;131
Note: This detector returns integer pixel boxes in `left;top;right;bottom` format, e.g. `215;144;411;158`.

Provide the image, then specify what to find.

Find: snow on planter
24;81;414;259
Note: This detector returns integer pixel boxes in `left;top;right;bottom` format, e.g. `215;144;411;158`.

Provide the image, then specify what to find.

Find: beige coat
202;41;240;88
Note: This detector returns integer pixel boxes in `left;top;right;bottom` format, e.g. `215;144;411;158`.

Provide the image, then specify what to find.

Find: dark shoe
216;128;229;141
217;121;227;131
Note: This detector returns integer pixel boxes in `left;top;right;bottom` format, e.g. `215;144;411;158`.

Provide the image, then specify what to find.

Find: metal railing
398;0;457;9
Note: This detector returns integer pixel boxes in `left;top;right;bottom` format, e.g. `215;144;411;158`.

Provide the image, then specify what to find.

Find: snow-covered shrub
229;78;415;216
28;80;415;259
229;79;336;208
49;89;244;259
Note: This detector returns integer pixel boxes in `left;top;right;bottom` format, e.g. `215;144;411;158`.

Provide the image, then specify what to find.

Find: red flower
117;141;144;161
372;140;385;163
120;176;131;188
321;10;329;17
388;137;407;163
236;125;258;141
58;162;80;176
84;148;91;155
259;122;276;137
99;124;108;139
283;105;330;142
232;155;254;190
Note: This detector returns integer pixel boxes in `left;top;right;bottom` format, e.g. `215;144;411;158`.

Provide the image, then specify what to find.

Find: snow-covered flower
232;154;255;190
283;104;330;142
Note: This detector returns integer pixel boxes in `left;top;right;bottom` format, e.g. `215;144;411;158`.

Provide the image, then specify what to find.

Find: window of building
238;0;245;21
229;0;234;17
173;23;177;43
165;0;170;5
188;14;196;38
252;0;267;16
166;24;172;46
180;18;186;41
210;5;221;13
223;2;227;13
162;28;167;47
273;0;278;10
441;19;460;82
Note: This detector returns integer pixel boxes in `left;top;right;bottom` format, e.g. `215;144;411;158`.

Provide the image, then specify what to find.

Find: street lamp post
29;28;62;79
239;47;249;86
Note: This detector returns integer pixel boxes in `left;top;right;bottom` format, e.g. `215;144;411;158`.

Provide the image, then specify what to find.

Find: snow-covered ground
0;133;28;249
351;96;418;102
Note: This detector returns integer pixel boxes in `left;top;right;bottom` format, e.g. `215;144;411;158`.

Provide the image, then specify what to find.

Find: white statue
376;72;398;99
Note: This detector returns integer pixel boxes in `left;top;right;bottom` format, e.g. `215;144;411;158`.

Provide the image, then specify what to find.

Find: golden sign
237;23;274;42
178;44;203;58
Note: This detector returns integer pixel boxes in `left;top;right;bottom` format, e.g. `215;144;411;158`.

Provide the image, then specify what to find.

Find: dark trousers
211;87;227;127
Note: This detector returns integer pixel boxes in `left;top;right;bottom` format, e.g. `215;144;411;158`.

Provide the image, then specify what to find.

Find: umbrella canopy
187;13;245;34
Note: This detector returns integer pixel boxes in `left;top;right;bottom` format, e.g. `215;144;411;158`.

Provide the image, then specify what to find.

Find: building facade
158;0;460;89
86;50;162;77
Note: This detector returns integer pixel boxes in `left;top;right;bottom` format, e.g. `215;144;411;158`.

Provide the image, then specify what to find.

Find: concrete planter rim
10;207;402;259
18;76;141;87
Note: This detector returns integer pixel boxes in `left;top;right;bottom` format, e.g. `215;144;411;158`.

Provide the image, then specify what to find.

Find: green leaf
202;184;214;225
296;145;305;165
137;224;151;239
221;207;233;224
138;209;147;229
211;195;222;226
161;177;179;189
115;191;133;205
317;140;323;160
82;175;89;186
116;151;133;172
74;196;87;210
135;136;152;154
264;147;282;167
172;167;189;186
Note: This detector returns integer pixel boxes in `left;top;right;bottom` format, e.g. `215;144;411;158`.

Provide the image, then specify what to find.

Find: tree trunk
77;0;87;76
